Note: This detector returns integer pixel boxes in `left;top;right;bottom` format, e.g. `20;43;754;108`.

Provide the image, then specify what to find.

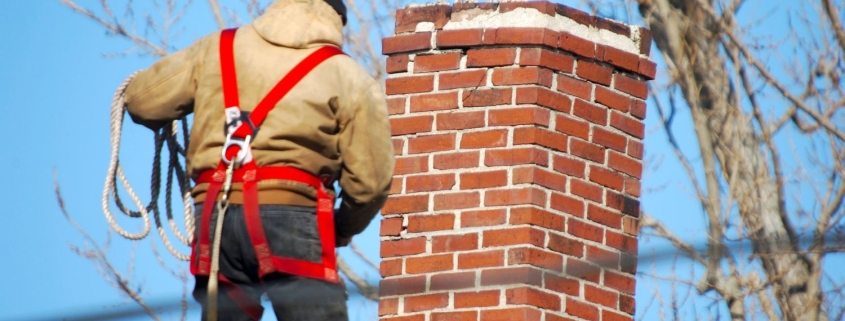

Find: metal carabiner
221;133;253;166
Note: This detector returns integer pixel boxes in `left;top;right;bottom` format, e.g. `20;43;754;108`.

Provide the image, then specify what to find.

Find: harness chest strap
190;28;345;285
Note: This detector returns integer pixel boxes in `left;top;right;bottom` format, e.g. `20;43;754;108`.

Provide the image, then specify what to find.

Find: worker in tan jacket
124;0;394;319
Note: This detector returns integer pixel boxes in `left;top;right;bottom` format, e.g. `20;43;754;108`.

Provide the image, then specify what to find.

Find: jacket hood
253;0;344;49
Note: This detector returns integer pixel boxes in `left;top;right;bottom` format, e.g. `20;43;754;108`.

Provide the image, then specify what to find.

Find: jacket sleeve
124;41;203;130
334;81;395;238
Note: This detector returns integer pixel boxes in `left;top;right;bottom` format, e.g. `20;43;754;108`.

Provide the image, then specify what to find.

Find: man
123;0;395;319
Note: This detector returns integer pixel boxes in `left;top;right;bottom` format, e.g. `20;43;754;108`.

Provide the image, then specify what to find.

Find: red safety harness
190;28;345;319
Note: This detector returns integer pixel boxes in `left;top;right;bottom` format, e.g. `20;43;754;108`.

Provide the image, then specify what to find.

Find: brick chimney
378;2;654;320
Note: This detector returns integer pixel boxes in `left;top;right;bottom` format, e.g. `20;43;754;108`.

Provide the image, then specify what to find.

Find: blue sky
0;0;834;320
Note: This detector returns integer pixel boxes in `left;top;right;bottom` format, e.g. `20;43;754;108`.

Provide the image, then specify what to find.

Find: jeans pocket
260;205;322;263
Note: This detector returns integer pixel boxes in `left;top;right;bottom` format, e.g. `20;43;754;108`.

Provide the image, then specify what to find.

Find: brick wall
379;2;655;320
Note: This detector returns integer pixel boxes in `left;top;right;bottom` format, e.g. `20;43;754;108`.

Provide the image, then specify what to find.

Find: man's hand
336;236;352;247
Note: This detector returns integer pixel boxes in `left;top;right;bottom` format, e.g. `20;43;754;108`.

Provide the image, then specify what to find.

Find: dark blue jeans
192;204;348;321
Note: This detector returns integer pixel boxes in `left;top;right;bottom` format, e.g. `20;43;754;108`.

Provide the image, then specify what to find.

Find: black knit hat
324;0;347;26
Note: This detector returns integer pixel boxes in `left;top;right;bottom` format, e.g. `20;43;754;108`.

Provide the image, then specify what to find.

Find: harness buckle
221;133;253;166
223;107;258;136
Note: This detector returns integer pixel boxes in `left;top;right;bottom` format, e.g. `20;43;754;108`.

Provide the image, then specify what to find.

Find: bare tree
58;0;401;315
584;0;845;319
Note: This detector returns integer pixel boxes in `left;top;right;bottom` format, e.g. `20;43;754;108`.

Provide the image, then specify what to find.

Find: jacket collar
253;0;343;49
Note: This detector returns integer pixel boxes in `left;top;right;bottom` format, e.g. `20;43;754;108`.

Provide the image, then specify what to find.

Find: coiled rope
103;72;195;261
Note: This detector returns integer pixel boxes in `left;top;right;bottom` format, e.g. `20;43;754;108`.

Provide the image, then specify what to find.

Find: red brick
458;250;504;269
430;271;476;291
433;233;479;253
410;92;459;112
480;266;543;287
510;206;565;231
500;1;556;15
587;244;619;268
639;58;657;80
383;32;433;55
431;311;478;321
620;294;636;315
515;87;572;112
550;192;585;217
405;254;453;274
380;258;402;277
407;213;455;232
404;293;449;313
603;310;633;321
386;75;435;95
483;227;545;248
596;17;631;37
638;26;653;56
387;97;406;115
570;138;606;163
433;191;480;210
461;209;507;227
462;88;512;107
395;5;451;33
406;173;455;193
566;258;601;283
557;74;593;100
394;155;428;175
436;29;483;48
545;272;580;296
600;45;639;72
549;232;584;257
455;290;499;308
576;60;612;85
433;151;479;170
381;217;404;236
460;170;508;189
614;73;648;99
589;165;624;190
609;151;643;179
380;297;398;316
484;187;546;207
606;230;637;254
389;176;402;195
569;179;603;203
382;194;428;214
558;32;596;59
489;107;550;127
606;190;640;217
492;66;553;87
596;86;632;112
573;99;608;125
506;287;561;310
568;218;604;243
479;307;541;321
467;48;517;67
555;5;596;27
585;284;619;308
605;271;636;295
439;70;487;90
393;138;404;155
387;55;410;74
436;111;485;131
381;237;426;258
554;115;590;140
592;127;627;153
485;147;549;167
415;52;461;73
492;27;550;45
513;127;568;153
566;298;599;320
628;139;643;159
511;167;568;192
622;216;639;236
390;115;433;136
625;177;641;197
408;133;455;154
630;99;647;119
453;2;499;12
382;315;425;321
611;111;645;139
508;247;563;271
552;154;586;178
461;129;508;149
379;275;426;296
519;48;575;73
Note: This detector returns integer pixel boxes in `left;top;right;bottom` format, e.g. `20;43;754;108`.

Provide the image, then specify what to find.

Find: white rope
103;72;194;261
